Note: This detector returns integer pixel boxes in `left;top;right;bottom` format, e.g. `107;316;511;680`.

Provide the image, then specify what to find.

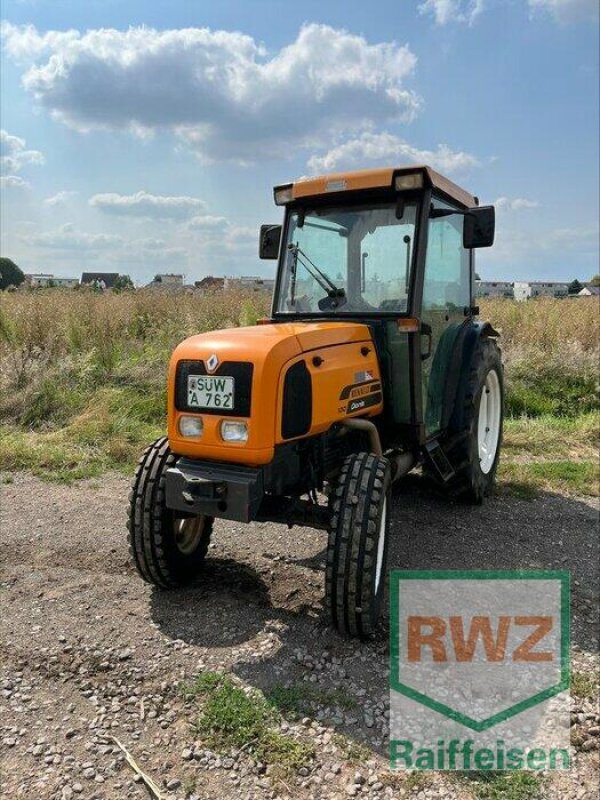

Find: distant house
25;273;54;288
25;274;78;288
224;276;276;292
578;286;600;297
81;272;119;289
195;276;225;291
146;273;184;289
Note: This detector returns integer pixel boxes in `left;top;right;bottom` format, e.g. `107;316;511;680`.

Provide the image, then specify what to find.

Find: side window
423;201;470;311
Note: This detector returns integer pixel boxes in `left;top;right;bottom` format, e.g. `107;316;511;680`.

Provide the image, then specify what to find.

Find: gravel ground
1;472;598;800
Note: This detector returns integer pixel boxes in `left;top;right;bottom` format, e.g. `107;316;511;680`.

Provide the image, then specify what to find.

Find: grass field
0;289;598;495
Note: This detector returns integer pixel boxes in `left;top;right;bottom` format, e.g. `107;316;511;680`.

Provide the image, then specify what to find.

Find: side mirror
259;224;282;259
463;206;495;249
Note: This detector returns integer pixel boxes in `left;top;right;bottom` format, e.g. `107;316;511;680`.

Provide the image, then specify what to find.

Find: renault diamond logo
206;354;219;373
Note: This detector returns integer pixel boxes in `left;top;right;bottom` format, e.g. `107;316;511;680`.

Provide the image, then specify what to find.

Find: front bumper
165;458;264;523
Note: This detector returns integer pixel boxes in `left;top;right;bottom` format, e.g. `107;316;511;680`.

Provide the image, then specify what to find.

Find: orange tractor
128;166;502;637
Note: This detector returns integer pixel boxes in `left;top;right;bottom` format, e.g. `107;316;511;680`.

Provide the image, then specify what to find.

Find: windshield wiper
287;243;346;308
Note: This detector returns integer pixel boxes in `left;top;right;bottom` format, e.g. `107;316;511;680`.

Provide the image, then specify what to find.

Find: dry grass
480;297;599;418
0;287;270;425
479;296;599;352
0;290;598;492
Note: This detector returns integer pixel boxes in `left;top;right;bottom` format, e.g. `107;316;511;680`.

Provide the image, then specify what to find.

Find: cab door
420;198;472;437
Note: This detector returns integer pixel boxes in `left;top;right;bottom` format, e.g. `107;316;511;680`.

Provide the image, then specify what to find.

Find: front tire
326;452;392;638
128;437;214;588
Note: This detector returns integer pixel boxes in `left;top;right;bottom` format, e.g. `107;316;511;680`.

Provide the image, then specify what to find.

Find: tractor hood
167;320;378;465
170;320;374;364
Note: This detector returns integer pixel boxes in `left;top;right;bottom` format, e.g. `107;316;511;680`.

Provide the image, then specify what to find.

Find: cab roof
279;165;477;209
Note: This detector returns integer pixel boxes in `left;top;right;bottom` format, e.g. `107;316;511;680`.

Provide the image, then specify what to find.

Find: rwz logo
407;615;554;663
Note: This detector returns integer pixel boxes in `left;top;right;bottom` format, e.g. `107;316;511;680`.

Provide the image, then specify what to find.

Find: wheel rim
477;369;501;475
174;517;204;555
374;497;387;594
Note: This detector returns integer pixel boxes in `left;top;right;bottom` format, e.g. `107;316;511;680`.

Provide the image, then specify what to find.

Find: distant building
147;273;184;289
81;272;119;289
195;276;225;291
512;281;530;302
578;285;600;297
528;281;569;298
224;276;275;292
25;274;78;288
477;280;571;301
475;281;514;299
25;273;54;288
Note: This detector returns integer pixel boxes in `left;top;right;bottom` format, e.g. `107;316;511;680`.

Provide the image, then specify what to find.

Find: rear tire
432;337;504;504
128;437;213;588
326;452;392;638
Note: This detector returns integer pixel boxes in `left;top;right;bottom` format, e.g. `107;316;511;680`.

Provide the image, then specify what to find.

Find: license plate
187;375;235;410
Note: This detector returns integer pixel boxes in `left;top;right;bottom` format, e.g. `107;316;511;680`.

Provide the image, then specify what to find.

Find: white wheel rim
174;517;204;555
374;497;387;593
477;369;501;475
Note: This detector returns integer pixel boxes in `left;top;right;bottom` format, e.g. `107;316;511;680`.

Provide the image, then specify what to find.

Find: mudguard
444;320;500;433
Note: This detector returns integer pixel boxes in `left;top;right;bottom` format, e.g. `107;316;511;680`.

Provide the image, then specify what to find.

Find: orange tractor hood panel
168;321;374;465
291;321;373;352
171;320;373;362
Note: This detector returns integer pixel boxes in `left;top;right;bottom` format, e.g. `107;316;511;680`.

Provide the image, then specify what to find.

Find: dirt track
1;473;598;799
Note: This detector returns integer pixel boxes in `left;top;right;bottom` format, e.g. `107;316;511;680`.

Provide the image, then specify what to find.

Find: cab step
424;440;455;483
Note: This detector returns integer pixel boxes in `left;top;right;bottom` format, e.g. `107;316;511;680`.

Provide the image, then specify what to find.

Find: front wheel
326;452;392;638
128;437;213;588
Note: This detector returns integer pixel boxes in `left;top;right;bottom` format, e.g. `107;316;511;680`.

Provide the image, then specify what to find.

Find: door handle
420;322;432;361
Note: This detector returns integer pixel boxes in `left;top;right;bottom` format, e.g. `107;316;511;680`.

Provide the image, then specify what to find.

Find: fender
444;320;500;433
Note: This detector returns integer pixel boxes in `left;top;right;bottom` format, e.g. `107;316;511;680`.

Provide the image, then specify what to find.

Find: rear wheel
128;437;213;588
326;452;392;638
433;337;504;503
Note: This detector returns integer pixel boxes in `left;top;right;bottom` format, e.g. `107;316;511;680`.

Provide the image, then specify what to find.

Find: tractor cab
260;165;495;446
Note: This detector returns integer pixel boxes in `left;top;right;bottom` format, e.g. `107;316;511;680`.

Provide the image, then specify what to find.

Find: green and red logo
389;571;570;771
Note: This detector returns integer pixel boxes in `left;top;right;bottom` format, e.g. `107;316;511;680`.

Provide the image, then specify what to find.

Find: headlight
221;420;249;442
178;415;203;438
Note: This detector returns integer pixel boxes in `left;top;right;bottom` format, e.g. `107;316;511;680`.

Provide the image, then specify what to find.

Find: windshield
275;201;418;314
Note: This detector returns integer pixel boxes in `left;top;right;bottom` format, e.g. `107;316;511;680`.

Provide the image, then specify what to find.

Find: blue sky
1;0;598;284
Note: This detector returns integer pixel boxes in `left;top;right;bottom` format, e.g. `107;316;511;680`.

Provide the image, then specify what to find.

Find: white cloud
0;129;44;173
0;175;29;189
418;0;485;25
1;22;420;163
224;225;256;245
123;238;188;265
44;190;78;206
495;196;540;210
187;214;228;230
89;190;206;219
187;216;256;254
23;223;123;250
528;0;599;23
307;132;480;174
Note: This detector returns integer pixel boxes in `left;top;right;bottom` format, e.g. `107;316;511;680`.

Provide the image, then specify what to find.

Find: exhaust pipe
340;419;416;482
341;418;383;457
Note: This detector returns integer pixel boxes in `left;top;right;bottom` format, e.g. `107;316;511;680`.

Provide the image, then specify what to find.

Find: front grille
175;360;253;417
